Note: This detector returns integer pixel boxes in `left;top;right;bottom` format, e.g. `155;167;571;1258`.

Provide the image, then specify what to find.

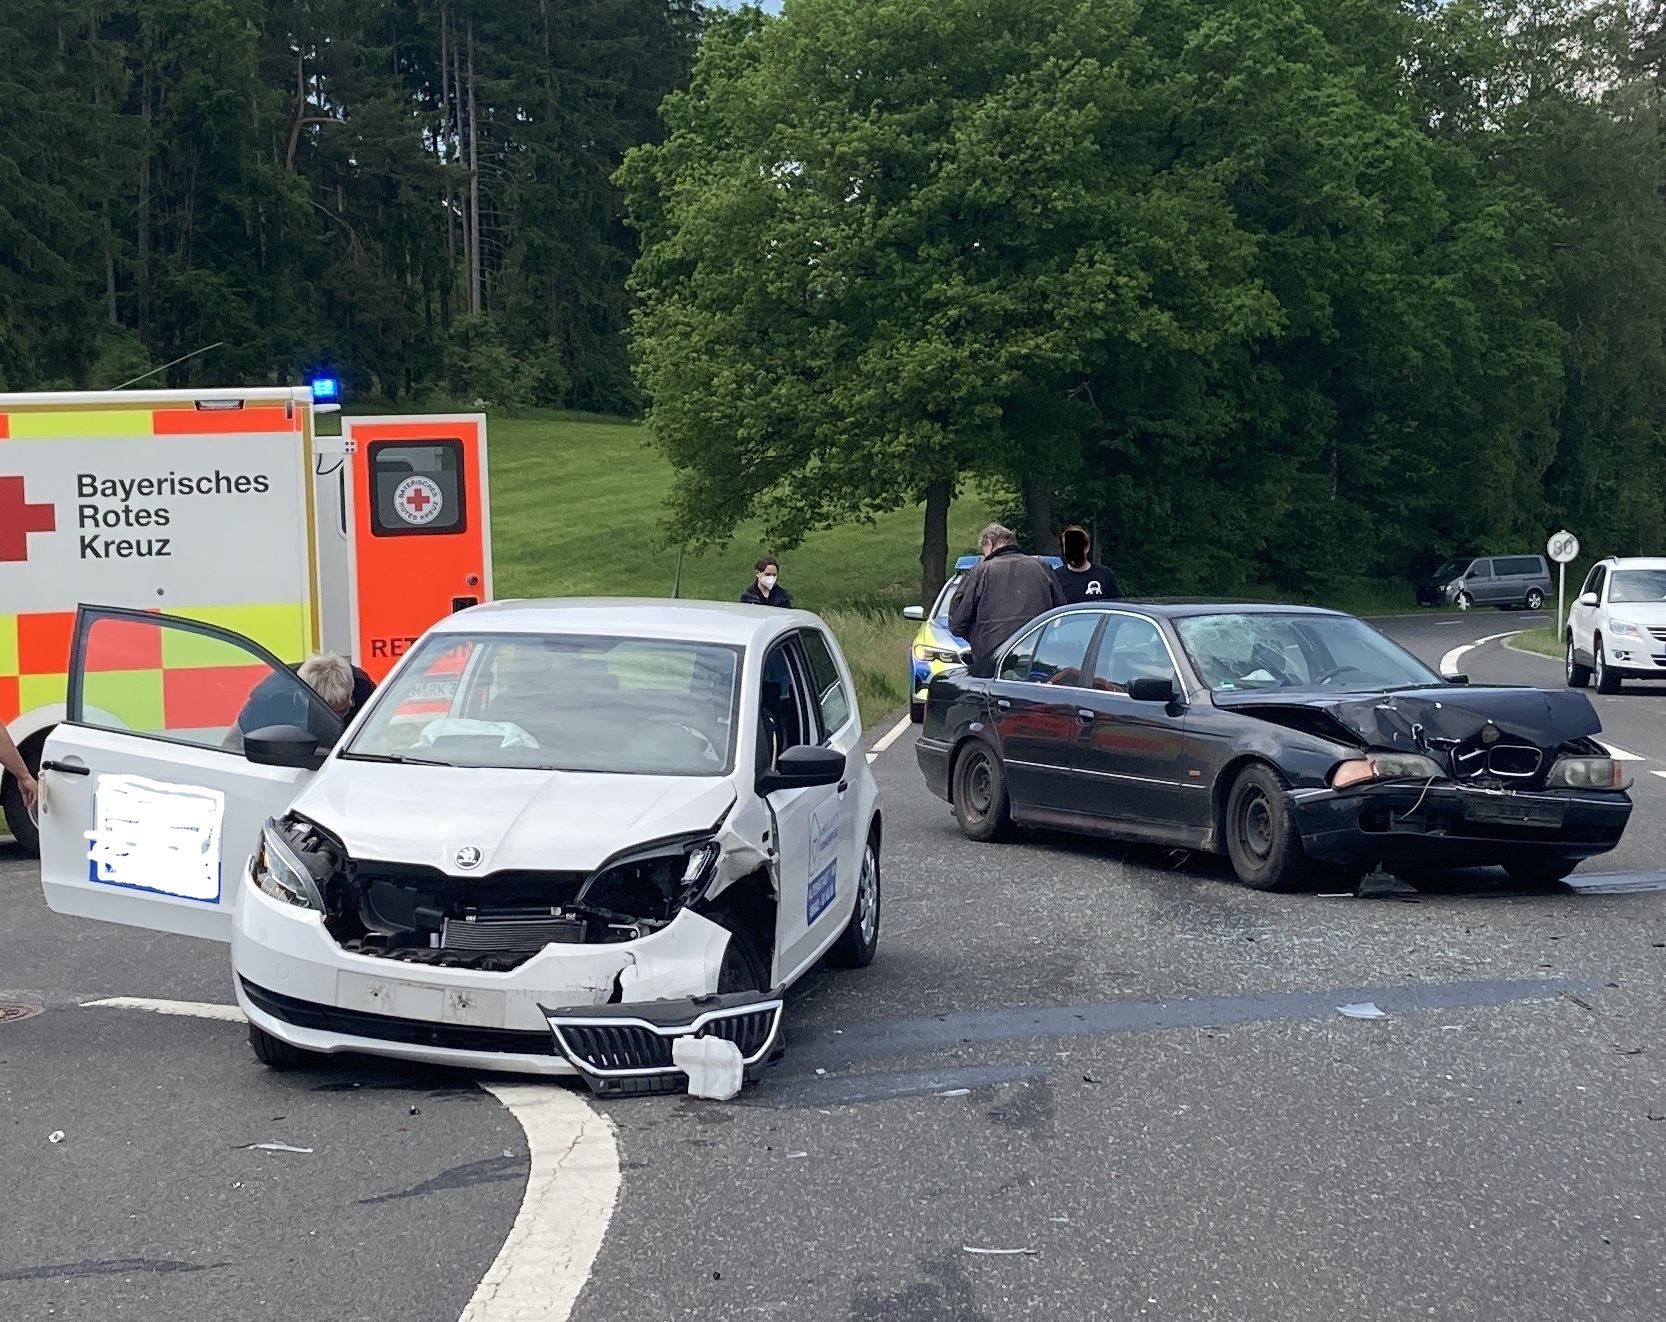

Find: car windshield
344;633;742;775
1175;612;1440;693
932;575;963;624
1431;559;1468;580
1608;570;1666;604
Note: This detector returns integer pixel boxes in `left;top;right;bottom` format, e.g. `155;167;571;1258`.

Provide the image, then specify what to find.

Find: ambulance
0;386;491;852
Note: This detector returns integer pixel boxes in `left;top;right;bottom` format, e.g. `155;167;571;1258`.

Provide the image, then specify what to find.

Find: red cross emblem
0;475;56;562
404;485;432;514
392;475;444;525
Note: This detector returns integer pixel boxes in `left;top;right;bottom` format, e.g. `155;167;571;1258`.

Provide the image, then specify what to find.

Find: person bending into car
225;652;375;750
1055;524;1121;603
741;557;794;608
950;523;1066;666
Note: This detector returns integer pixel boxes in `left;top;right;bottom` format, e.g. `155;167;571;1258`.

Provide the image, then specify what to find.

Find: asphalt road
5;607;1666;1322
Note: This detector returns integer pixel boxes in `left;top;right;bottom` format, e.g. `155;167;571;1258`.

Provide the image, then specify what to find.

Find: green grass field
1510;627;1562;658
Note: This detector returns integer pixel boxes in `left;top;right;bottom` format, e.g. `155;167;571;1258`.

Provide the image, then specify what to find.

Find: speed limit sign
1547;530;1580;564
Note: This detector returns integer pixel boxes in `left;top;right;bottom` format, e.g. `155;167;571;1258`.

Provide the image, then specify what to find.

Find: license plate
1462;795;1565;828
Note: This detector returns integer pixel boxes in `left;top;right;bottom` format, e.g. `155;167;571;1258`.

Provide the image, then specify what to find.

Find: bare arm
1;725;37;812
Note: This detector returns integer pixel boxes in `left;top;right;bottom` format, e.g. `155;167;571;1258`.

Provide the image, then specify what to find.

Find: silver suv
1417;554;1552;612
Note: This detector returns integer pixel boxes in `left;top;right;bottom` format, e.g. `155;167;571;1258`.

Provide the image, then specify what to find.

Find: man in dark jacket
740;557;794;608
949;524;1066;666
1055;524;1121;603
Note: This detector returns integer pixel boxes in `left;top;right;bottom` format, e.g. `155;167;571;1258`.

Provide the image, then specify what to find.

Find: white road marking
83;995;246;1022
83;996;621;1322
1598;741;1644;762
1649;770;1666;780
872;713;913;754
1439;631;1519;677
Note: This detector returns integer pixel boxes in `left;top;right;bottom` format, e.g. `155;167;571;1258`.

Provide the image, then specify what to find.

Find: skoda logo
455;846;483;870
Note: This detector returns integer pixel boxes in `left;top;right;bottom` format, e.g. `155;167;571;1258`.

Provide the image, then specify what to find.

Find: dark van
1417;555;1552;612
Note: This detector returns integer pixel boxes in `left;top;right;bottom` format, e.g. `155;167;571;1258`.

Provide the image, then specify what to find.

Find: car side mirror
244;724;326;771
760;744;846;795
1128;676;1178;704
902;605;925;621
1579;592;1599;607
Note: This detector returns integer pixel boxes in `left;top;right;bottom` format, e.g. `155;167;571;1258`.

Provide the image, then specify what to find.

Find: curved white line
81;996;620;1321
1439;630;1518;677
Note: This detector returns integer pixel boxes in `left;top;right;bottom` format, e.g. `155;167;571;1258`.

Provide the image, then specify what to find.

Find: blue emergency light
310;375;340;403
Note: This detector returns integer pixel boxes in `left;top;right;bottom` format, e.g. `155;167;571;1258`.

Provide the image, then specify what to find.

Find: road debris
1338;1002;1388;1020
409;1106;421;1116
1357;872;1419;900
785;1151;808;1160
47;1130;65;1144
239;1141;314;1154
963;1246;1038;1256
1561;991;1596;1014
1615;1046;1646;1057
938;1088;972;1098
673;1036;744;1101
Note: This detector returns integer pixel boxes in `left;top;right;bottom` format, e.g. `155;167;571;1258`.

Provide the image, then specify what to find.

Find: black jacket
949;546;1067;664
741;581;794;608
1055;562;1121;604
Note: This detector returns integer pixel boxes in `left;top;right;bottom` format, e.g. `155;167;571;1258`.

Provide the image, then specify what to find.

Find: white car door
759;638;853;983
1569;565;1604;659
37;607;342;943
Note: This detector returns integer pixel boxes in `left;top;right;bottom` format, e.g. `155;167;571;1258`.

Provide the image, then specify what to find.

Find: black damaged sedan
915;603;1632;889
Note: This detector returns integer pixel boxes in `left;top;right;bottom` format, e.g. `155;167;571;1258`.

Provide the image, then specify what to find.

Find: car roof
1101;600;1348;619
1600;557;1666;570
431;598;812;647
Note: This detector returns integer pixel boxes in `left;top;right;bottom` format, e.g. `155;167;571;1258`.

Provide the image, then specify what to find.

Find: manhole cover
0;1003;42;1024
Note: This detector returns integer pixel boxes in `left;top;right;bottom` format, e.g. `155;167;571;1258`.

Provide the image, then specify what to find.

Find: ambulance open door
342;415;491;683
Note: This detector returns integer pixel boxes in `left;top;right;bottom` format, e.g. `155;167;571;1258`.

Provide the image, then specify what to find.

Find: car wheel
248;1022;320;1071
1455;591;1473;611
826;831;881;969
909;701;924;725
1566;636;1592;688
1504;857;1579;886
0;730;45;856
952;742;1011;842
1223;764;1308;891
1525;588;1545;612
716;917;771;993
1595;637;1621;695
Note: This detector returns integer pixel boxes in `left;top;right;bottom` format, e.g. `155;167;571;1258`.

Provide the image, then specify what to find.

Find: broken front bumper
1287;781;1632;867
542;991;785;1096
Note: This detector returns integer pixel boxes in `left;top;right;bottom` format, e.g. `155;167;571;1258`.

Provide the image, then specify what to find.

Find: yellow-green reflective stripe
8;410;155;439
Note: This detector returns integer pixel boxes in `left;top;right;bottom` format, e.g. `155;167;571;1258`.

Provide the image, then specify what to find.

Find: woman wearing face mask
741;557;794;608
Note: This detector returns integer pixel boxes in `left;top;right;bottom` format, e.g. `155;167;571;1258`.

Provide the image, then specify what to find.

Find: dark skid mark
748;1063;1049;1109
796;977;1597;1071
0;1257;227;1283
310;1077;477;1098
850;1251;994;1322
358;1154;526;1206
986;1079;1055;1138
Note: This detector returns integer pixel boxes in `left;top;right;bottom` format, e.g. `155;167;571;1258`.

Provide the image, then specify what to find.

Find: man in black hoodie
949;524;1066;666
1055;524;1121;603
741;557;794;608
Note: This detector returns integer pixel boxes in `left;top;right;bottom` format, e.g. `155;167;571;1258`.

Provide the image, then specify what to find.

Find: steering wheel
624;715;721;766
1311;665;1375;687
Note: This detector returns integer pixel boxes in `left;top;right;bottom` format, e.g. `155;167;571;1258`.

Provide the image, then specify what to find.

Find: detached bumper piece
541;991;785;1097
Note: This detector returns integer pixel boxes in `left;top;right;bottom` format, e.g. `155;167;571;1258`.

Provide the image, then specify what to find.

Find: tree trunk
137;57;151;333
440;7;454;263
467;18;482;316
920;478;953;609
285;48;307;172
1023;476;1055;552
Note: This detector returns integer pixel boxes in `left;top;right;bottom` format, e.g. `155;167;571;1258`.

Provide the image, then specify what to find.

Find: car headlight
913;643;963;665
1608;620;1643;638
252;820;325;911
1331;753;1445;788
1546;756;1625;789
574;836;721;924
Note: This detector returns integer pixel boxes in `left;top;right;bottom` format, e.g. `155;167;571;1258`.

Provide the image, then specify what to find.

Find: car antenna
113;341;226;389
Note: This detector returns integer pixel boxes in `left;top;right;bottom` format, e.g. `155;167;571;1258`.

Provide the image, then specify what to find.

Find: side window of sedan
798;628;852;737
1092;617;1175;694
997;624;1044;682
757;642;815;773
1027;613;1101;686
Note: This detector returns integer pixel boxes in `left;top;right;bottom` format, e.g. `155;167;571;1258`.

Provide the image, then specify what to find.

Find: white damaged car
37;600;882;1092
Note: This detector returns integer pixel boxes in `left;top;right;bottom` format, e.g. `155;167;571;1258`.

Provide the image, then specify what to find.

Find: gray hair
979;523;1016;550
298;652;355;711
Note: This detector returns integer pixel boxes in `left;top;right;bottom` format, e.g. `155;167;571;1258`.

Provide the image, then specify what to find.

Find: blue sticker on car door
807;803;838;922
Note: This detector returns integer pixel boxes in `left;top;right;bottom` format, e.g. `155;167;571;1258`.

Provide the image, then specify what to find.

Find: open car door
36;607;342;943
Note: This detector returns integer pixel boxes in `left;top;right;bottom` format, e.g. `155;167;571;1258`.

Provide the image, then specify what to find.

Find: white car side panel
38;724;314;943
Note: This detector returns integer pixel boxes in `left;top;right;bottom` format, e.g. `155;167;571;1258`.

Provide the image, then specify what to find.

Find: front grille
547;1002;783;1078
241;978;558;1056
441;913;586;953
1450;739;1544;782
1648;627;1666;644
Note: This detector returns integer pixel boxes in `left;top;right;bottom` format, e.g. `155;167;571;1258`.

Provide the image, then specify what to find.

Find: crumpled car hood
1213;685;1603;750
288;761;739;873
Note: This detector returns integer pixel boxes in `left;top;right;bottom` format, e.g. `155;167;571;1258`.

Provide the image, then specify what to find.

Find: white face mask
760;574;778;591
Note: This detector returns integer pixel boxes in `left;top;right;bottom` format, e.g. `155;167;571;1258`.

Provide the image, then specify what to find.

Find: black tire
1504;857;1579;886
1594;636;1621;695
909;701;925;725
1525;588;1545;612
716;915;771;993
0;730;45;856
1455;591;1473;612
826;830;881;969
1566;636;1591;689
952;742;1011;842
1223;764;1309;891
248;1022;320;1071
